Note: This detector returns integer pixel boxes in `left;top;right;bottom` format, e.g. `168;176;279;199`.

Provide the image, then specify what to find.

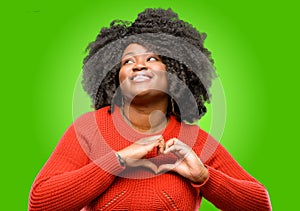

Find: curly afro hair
82;8;217;123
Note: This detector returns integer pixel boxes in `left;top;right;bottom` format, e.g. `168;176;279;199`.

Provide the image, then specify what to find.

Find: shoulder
68;107;112;156
73;106;110;126
67;106;111;140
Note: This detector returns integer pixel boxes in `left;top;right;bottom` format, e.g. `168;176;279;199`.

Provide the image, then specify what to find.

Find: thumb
157;164;176;174
135;159;158;173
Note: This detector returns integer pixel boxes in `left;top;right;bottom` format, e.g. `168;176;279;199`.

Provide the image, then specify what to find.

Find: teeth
132;75;151;81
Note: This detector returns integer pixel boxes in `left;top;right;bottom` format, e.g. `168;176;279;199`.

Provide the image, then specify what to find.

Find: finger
168;138;188;148
136;136;164;155
151;136;164;149
164;144;184;154
165;138;187;150
164;145;192;159
136;136;161;148
165;138;190;151
157;136;164;143
164;138;176;150
165;149;182;158
157;137;165;154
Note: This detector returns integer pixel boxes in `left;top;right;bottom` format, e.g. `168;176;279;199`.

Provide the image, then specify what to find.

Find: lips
130;73;153;82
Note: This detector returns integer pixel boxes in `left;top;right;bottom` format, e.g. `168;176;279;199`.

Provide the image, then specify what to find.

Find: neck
122;97;169;133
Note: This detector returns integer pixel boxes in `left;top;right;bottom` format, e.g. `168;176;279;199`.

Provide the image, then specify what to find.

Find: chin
124;89;168;102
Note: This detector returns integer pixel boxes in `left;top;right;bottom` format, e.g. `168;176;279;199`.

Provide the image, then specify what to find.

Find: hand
117;135;164;172
157;138;208;184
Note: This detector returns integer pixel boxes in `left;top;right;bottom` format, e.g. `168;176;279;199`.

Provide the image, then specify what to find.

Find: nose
132;58;147;71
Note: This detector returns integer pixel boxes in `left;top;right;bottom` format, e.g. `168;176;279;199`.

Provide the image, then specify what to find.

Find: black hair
82;8;216;123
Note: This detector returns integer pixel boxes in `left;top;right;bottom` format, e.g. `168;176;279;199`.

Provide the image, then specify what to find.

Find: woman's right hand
117;135;164;172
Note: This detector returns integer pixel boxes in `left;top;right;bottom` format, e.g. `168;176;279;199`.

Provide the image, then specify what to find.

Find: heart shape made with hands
118;135;208;183
143;137;190;174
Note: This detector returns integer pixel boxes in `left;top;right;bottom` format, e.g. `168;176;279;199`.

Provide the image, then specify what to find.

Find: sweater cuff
93;151;125;176
199;165;222;197
190;165;210;189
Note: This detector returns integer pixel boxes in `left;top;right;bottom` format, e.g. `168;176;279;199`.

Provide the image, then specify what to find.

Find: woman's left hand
157;138;209;184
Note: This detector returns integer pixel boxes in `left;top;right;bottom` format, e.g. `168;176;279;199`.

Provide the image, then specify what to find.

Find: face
119;43;168;100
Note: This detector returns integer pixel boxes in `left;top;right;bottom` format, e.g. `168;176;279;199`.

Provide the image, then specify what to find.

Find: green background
1;0;299;210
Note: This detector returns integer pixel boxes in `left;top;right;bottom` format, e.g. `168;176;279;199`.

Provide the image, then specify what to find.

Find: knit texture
29;106;272;210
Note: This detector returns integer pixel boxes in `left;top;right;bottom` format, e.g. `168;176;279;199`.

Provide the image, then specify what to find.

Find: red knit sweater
29;106;272;210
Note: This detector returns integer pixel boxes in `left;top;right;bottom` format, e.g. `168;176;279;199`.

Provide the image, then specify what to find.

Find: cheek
153;63;167;84
158;63;166;71
155;71;168;89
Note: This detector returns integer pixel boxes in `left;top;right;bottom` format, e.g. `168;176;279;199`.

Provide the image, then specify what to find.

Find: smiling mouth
131;74;153;82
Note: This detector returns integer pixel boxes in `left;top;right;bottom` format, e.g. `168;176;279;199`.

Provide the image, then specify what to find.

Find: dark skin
119;43;168;133
117;43;208;184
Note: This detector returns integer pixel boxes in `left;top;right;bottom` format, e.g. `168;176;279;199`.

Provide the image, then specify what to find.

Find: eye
147;56;160;62
122;59;134;65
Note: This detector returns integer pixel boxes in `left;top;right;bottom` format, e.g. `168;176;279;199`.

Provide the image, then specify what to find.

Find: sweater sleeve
28;112;124;211
195;134;272;211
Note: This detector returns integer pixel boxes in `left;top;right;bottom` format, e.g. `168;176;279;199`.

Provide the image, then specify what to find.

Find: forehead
122;43;152;57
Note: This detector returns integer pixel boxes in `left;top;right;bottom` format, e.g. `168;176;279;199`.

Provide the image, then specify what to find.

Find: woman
29;8;272;210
